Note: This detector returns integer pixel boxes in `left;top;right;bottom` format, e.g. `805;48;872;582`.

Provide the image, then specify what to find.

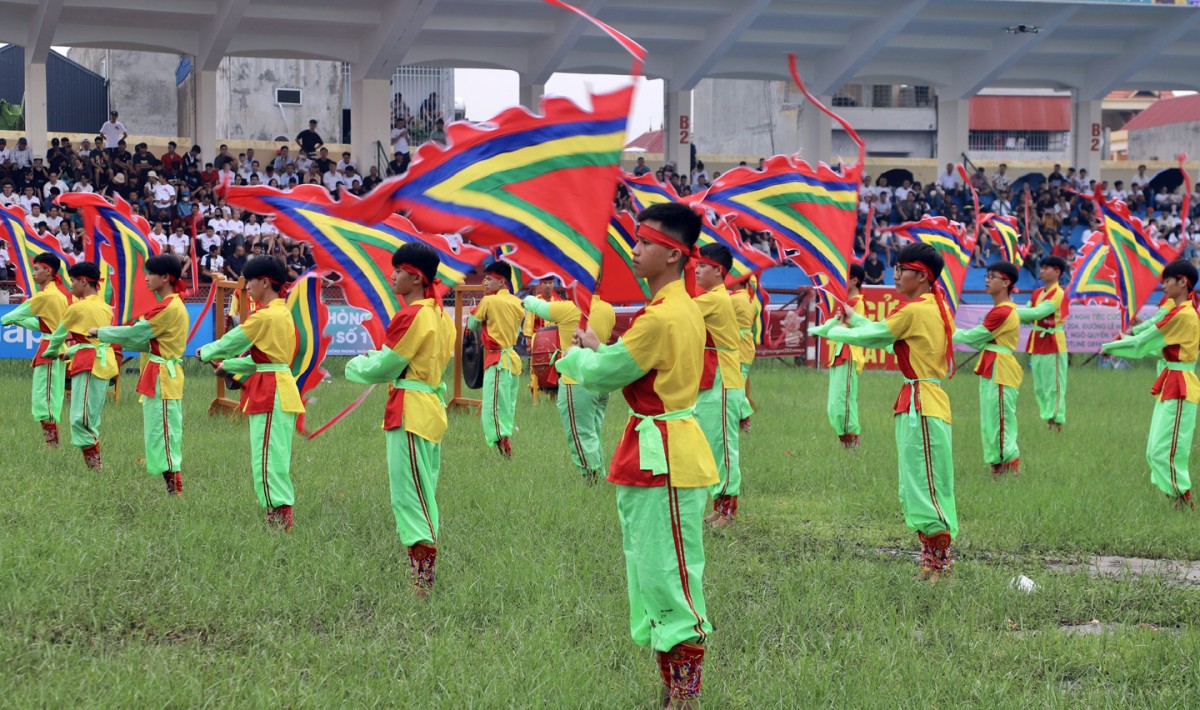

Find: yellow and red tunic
556;280;718;488
828;294;867;373
694;284;745;390
379;300;456;441
12;284;69;367
198;298;304;414
1022;284;1069;354
954;303;1023;387
45;293;118;379
728;287;757;368
523;296;616;386
470;289;524;375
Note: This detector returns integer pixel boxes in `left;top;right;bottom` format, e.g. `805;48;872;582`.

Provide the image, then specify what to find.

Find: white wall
217;57;344;142
1128;122;1200;162
68;48;179;137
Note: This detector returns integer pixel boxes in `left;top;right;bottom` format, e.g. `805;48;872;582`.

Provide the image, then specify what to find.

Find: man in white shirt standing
99;111;127;156
149;172;176;224
936;163;960;193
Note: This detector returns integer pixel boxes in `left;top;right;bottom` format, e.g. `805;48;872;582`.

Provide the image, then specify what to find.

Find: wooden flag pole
207;278;246;418
449;284;483;413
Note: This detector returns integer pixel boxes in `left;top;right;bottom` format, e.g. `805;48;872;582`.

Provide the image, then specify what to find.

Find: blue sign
0;303;216;359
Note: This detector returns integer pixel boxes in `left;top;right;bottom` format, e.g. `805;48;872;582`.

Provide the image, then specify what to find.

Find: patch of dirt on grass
1047;556;1200;585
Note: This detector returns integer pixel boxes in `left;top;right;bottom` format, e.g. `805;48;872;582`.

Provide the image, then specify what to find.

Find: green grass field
2;357;1200;707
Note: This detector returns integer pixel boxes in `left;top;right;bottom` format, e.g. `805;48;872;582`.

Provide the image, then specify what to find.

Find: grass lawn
2;356;1199;707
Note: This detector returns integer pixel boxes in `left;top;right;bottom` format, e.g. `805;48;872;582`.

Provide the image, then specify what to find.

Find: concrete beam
1079;11;1200;100
528;0;608;85
24;61;47;152
354;0;442;81
944;5;1077;99
25;0;66;64
198;0;250;71
519;83;545;112
673;0;771;91
664;86;692;171
351;78;392;177
194;69;218;160
812;0;930;96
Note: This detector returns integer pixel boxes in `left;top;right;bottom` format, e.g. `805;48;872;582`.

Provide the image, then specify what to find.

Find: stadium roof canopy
1;0;1198;99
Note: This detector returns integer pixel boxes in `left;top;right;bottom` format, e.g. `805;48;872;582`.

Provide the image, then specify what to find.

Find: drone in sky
1003;25;1041;34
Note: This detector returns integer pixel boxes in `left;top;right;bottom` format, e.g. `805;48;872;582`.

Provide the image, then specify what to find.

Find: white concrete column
351;77;392;176
936;98;969;167
519;82;545;112
664;86;693;173
1071;95;1103;183
799;95;833;165
23;61;48;156
195;69;218;161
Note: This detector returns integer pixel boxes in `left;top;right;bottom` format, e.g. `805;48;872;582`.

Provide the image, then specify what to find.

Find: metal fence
391;66;454;143
968;130;1069;152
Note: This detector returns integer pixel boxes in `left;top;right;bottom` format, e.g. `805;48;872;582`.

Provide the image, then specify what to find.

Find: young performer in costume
953;261;1022;477
727;279;757;433
42;261;116;470
1017;256;1069;431
346;244;455;595
1;253;69;446
198;256;303;529
693;243;747;528
556;203;717;707
523;277;561;396
522;291;617;483
91;255;190;495
467;262;524;458
810;242;958;582
826;263;867;448
1101;260;1200;507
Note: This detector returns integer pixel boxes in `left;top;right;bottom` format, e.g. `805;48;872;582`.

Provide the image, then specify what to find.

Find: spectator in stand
271;146;295;172
99;111;127;156
41;171;68;200
213;144;235;172
286;245;307;281
9;138;33;172
392;115;412;173
336;152;356;175
160;142;183;179
243;214;262;244
131;143;159;181
149;172;176;224
314;147;334;175
323;164;344;194
110;140;133;179
362;166;382;192
896;192;920;223
25;203;48;232
386;151;406;177
864;250;885;285
225;244;247;279
168;225;191;259
632;156;650;176
991;163;1010;195
53;223;75;254
29;157;50;191
970;167;993;197
197;224;222;257
429;118;447;145
183;144;202;172
259;216;279;243
176;189;195;226
296;119;324;155
420;92;440;129
0;181;18;208
43;205;63;234
993;190;1013;217
149;222;169;250
199;244;225;284
343;166;364;195
936;163;959;194
71;173;94;194
0;138;9;175
19;185;40;213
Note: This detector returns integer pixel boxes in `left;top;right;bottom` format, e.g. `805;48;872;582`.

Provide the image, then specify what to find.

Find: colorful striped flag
55;193;161;323
1066;231;1120;307
699;212;779;281
621;172;681;212
747;274;770;346
596;209;651;304
222;184;491;348
286;270;332;415
883;216;976;314
1097;195;1180;326
494;245;532;293
0;205;74;297
980;213;1029;267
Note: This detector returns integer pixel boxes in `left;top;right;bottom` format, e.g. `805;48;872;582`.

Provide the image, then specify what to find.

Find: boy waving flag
468;261;524;458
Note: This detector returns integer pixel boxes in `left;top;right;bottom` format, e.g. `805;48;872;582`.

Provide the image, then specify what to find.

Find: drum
460;328;485;390
529;326;560;389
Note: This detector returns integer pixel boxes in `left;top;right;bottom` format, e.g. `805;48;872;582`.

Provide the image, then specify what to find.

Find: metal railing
968;131;1068;152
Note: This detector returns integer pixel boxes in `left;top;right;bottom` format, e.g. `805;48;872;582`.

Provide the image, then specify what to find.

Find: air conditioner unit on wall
275;88;302;106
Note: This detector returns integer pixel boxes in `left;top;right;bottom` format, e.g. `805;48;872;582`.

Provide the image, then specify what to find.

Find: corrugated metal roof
1123;94;1200;131
625;129;663;153
969;95;1071;131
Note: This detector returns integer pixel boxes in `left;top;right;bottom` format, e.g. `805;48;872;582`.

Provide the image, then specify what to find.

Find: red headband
695;254;727;274
898;261;956;377
398;263;444;306
637;224;700;295
257;274;290;299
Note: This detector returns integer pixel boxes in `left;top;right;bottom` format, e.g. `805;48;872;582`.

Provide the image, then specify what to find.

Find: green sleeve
97;319;155;351
523;296;551;320
952;324;995;351
845;309;872;328
42;322;69;358
555;341;645;394
345;347;410;385
197;326;252;362
1101;325;1165;360
1131;307;1169;335
810;320;897;349
220;356;258;376
466;315;482;330
1016;301;1055;323
1;300;36;329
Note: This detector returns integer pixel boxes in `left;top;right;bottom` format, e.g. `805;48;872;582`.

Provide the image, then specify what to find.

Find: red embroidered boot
173;471;184;496
162;472;176;494
656;643;704;707
1175;490;1194;511
498;436;513;459
409;542;437;596
739;417;752;434
277;505;293;531
710;495;737;528
704;498;722;524
82;443;102;471
918;530;953;582
41;421;59;447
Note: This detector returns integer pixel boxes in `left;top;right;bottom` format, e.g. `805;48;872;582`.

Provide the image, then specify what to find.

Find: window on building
871;85;893;108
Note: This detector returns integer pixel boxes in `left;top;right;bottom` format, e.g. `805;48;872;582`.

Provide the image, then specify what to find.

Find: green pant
616;484;712;652
895;413;958;539
1146;398;1196;499
247;395;297;509
1030;352;1067;424
740;363;755;420
482;364;520;447
142;385;183;475
32;360;65;423
69;372;110;448
699;381;744;498
979;378;1019;466
386;428;441;546
557;383;608;476
826;362;860;436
